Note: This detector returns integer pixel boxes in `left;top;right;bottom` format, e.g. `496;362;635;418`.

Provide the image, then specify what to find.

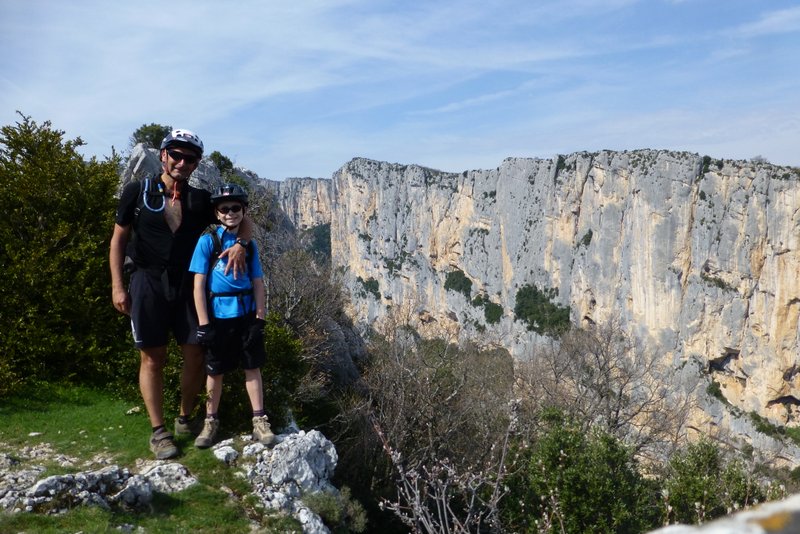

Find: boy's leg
206;374;224;416
244;368;264;412
247;368;275;445
195;374;223;448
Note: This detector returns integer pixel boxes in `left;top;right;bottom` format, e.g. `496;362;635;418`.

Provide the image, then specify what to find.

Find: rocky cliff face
329;151;800;440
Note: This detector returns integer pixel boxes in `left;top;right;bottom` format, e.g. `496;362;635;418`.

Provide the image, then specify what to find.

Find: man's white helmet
160;128;204;156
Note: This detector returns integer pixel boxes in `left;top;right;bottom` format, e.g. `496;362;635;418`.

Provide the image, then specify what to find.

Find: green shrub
578;229;593;247
303;487;367;533
0;114;133;396
483;301;503;324
444;269;472;299
662;438;766;524
514;284;571;336
503;411;658;533
357;277;380;300
307;223;331;259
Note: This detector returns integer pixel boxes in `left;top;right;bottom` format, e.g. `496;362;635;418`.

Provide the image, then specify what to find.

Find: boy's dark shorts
205;315;266;375
129;268;199;349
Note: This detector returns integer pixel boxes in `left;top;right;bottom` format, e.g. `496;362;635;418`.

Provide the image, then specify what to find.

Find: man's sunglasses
217;205;243;214
167;150;200;165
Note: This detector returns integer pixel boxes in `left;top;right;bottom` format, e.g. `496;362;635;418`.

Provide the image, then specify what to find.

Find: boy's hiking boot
149;428;179;460
252;415;276;446
194;417;219;449
174;415;202;436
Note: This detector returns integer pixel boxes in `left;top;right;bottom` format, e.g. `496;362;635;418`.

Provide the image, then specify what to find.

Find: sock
177;415;190;424
152;425;166;434
253;410;265;417
206;413;218;420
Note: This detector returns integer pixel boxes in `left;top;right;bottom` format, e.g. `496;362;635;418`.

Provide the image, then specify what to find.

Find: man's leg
180;343;205;418
139;345;168;427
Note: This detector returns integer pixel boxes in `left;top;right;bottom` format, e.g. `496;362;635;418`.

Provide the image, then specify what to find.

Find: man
109;128;254;459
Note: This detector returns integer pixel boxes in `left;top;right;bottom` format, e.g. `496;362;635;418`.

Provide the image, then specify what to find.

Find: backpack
204;226;254;319
123;178;163;273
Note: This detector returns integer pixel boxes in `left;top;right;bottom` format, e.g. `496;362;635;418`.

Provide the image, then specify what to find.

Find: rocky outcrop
329;152;800;449
1;430;340;533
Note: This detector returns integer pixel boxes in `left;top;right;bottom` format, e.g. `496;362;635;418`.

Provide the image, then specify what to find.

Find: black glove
244;317;266;348
196;323;216;347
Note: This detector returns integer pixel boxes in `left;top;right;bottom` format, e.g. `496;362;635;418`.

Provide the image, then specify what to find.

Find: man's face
161;146;200;181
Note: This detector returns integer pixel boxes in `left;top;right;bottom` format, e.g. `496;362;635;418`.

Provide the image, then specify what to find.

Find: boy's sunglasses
167;150;199;165
217;205;243;214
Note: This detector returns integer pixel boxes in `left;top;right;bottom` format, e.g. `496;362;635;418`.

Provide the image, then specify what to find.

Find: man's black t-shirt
115;176;216;271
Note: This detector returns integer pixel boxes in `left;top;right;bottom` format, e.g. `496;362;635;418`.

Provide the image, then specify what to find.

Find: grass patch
0;382;148;466
0;384;301;533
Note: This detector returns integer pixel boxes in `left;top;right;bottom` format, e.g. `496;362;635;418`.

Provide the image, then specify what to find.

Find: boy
188;183;275;447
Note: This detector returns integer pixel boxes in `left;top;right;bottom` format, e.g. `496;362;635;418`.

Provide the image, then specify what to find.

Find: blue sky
1;1;798;180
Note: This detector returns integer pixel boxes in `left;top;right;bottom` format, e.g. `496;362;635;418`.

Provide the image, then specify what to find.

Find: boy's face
216;201;244;226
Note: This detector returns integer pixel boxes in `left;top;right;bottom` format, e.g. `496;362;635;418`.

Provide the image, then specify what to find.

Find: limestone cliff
329;151;800;442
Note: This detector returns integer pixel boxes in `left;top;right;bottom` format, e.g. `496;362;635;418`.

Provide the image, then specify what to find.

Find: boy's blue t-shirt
189;226;264;319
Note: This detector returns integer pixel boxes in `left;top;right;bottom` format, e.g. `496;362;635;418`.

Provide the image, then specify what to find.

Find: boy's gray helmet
160;128;204;156
211;183;249;206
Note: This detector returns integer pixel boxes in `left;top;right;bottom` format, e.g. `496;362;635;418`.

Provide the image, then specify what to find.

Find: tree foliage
0;113;134;395
129;122;171;150
208;150;234;176
514;284;571;336
444;269;472;299
516;319;697;462
661;439;768;525
503;410;659;534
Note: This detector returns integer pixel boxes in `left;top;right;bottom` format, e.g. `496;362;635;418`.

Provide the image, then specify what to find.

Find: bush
307;223;331;259
513;284;571;336
484;301;503;324
0;114;133;396
303;487;367;533
444;269;472;299
503;411;659;533
661;438;766;524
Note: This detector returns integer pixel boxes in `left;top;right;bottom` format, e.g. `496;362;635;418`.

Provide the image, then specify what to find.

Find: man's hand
220;241;246;279
197;323;216;347
112;286;131;315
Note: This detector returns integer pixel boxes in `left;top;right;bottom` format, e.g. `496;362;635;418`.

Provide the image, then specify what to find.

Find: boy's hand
197;323;216;346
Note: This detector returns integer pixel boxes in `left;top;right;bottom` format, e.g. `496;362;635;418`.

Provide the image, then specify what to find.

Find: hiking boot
252;415;276;446
149;428;179;460
194;417;219;449
174;415;202;437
